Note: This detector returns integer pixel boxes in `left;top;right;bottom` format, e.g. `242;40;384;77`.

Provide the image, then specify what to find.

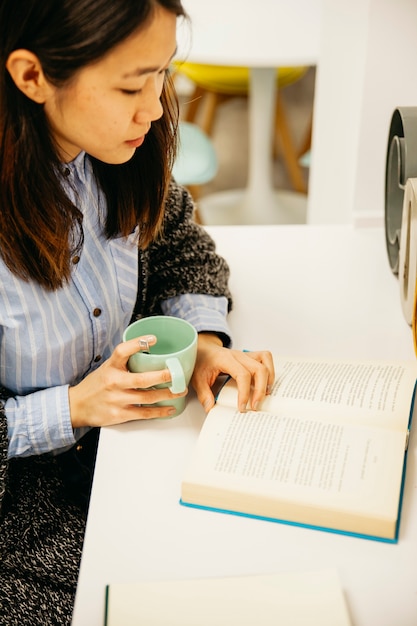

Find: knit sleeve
137;181;233;317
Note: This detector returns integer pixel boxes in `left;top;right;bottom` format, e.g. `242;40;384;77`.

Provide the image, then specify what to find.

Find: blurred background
176;68;315;199
172;0;417;227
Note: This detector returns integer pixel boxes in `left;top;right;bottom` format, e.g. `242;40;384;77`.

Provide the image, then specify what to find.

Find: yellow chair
174;62;312;194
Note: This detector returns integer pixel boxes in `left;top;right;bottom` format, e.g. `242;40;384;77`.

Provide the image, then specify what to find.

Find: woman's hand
192;333;275;413
68;335;186;428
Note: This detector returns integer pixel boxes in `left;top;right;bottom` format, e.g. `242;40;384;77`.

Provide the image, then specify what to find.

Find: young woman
0;0;274;622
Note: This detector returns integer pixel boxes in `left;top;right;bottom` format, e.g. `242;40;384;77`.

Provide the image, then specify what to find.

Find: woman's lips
125;135;145;148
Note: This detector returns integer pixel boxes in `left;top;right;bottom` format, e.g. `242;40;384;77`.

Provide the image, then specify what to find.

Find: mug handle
165;357;186;394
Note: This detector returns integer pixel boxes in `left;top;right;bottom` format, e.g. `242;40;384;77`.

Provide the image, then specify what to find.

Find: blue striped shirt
1;152;230;458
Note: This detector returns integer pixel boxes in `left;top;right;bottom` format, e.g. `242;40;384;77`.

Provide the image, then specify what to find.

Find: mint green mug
123;315;198;416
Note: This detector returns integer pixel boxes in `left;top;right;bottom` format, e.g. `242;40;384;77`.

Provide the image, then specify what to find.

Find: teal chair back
173;121;218;186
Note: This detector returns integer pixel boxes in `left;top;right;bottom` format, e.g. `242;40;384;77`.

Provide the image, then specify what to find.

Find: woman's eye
120;69;169;95
121;89;141;96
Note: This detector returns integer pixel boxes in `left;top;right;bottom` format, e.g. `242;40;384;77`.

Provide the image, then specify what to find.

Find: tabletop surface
72;225;417;626
176;0;321;67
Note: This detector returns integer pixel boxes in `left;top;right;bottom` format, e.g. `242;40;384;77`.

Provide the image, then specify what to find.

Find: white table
72;225;417;626
176;1;321;225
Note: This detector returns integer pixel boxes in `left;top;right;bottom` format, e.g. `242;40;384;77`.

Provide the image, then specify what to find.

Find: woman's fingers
123;385;187;406
244;350;275;389
110;333;179;391
69;334;192;428
231;351;273;411
192;343;275;414
241;350;275;409
111;334;157;369
119;386;188;422
124;368;173;390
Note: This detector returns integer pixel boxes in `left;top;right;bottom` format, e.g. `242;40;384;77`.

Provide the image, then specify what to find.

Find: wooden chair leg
201;92;232;136
184;85;205;123
186;184;203;224
274;93;307;194
200;92;219;135
297;113;313;159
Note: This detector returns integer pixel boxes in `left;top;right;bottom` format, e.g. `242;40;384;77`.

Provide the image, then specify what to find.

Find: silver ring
139;338;150;351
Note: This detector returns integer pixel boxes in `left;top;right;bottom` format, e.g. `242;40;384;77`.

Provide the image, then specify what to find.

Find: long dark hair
0;0;186;289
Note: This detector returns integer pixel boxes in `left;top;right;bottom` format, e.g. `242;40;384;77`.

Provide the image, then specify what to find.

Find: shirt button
93;308;102;317
72;255;80;264
94;355;102;363
63;168;71;177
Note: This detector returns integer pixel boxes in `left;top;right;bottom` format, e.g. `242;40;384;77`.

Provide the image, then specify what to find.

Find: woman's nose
134;78;164;124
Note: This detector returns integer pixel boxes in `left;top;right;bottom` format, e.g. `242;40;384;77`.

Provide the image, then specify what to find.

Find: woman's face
43;5;177;163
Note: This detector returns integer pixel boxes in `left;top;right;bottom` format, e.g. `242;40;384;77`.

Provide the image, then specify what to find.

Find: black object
385;107;417;274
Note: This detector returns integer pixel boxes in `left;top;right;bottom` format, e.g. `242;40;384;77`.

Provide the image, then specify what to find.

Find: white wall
307;0;417;224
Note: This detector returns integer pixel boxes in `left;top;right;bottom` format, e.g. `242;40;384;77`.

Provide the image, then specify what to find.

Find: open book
181;356;417;542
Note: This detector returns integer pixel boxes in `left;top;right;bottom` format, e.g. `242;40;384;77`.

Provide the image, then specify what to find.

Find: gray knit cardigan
0;182;232;625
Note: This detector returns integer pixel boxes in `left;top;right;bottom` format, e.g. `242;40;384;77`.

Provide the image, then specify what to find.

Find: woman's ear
6;49;52;104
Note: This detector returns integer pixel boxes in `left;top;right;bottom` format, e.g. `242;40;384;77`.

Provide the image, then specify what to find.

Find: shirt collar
64;151;90;185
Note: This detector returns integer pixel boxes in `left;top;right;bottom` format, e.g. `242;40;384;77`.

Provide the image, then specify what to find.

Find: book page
182;405;407;538
217;356;417;431
105;570;352;626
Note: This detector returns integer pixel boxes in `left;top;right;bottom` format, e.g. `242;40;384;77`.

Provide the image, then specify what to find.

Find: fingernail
252;401;259;411
239;403;247;413
203;399;212;413
266;384;273;394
